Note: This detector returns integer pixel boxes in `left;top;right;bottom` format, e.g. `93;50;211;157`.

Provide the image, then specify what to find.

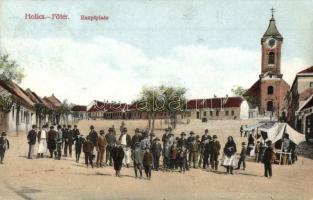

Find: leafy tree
231;85;247;96
57;100;72;125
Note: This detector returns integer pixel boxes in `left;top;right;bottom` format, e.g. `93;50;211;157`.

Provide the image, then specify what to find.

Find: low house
0;80;35;133
71;105;87;120
185;97;249;120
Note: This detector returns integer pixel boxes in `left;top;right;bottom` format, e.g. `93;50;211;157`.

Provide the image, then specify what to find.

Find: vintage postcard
0;0;313;200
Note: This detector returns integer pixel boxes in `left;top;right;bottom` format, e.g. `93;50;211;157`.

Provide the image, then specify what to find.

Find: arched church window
268;86;274;95
268;52;275;64
267;101;273;112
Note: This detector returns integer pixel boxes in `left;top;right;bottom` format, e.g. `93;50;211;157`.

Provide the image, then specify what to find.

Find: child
131;142;143;178
0;132;9;164
83;136;94;168
178;147;187;173
112;141;125;177
143;148;153;180
237;142;247;170
170;143;178;171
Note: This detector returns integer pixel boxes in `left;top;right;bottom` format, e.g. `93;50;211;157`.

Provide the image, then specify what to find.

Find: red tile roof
243;80;260;97
186;97;243;110
297;66;313;74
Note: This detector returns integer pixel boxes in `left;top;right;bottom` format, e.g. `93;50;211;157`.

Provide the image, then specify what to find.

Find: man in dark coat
88;125;98;160
105;128;116;166
72;125;80;140
201;129;210;142
202;137;212;169
131;128;142;150
64;125;74;157
112;141;124;177
237;142;247;170
47;126;57;158
143;148;153;180
210;135;221;170
151;137;162;171
75;135;84;163
83;136;94;168
263;140;274;178
27;125;37;159
0;132;9;164
177;132;187;149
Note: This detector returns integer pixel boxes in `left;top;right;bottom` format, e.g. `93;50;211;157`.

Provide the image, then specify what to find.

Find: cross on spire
270;7;275;18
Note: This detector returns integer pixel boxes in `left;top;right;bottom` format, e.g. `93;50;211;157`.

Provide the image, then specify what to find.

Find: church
244;10;290;119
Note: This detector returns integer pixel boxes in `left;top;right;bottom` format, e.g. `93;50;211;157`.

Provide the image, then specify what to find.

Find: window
268;52;275;64
216;111;219;116
225;110;229;116
268;86;274;95
210;111;213;116
310;82;313;88
231;110;235;116
196;111;200;119
12;106;14;118
203;111;207;117
267;101;274;112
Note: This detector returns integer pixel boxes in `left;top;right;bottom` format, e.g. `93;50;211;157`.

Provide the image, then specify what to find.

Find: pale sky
0;0;312;105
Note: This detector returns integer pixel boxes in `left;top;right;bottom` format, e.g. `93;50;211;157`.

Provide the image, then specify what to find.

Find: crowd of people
7;123;275;179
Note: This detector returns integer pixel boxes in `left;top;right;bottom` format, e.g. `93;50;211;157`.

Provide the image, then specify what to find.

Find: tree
137;85;187;131
57;100;72;125
231;85;247;96
0;53;25;131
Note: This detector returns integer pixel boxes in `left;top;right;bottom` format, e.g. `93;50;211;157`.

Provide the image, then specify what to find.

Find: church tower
244;9;290;119
260;8;283;79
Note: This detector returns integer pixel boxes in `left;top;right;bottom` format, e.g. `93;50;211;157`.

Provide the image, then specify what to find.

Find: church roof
263;17;282;39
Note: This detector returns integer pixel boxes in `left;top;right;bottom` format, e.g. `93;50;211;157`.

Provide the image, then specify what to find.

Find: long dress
112;146;125;171
223;141;237;167
38;130;47;154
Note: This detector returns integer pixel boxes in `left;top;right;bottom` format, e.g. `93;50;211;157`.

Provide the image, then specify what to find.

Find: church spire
263;7;283;40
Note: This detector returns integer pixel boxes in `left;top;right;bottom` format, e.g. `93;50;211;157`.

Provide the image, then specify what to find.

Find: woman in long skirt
223;136;237;174
37;125;48;158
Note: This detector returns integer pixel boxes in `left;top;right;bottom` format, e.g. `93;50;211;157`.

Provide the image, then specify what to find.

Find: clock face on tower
266;37;277;49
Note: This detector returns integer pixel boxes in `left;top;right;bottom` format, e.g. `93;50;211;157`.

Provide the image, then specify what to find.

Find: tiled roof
186;97;244;110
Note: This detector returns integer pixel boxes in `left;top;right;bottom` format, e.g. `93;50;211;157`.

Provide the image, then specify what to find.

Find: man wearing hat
47;126;57;158
196;135;204;168
263;140;275;178
151;137;162;171
83;135;94;168
187;131;196;167
27;125;37;159
201;129;210;142
88;125;98;161
236;142;247;170
178;132;187;149
131;128;142;150
55;125;63;160
96;130;107;167
210;135;221;170
105;127;116;166
202;136;212;169
119;127;131;168
189;137;199;168
0;132;9;164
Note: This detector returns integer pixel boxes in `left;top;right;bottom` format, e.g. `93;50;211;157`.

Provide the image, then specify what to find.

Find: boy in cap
0;132;9;164
143;148;153;180
27;125;37;159
131;142;143;178
83;136;94;168
236;142;247;170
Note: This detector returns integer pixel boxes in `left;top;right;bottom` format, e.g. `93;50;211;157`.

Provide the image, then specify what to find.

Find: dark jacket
177;138;187;148
263;147;274;164
83;140;94;153
105;132;116;146
72;128;80;140
131;134;142;149
240;146;247;158
89;130;98;146
0;137;9;150
151;142;162;157
27;130;37;145
143;151;153;166
75;137;85;151
119;134;131;147
203;142;211;156
210;140;221;155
